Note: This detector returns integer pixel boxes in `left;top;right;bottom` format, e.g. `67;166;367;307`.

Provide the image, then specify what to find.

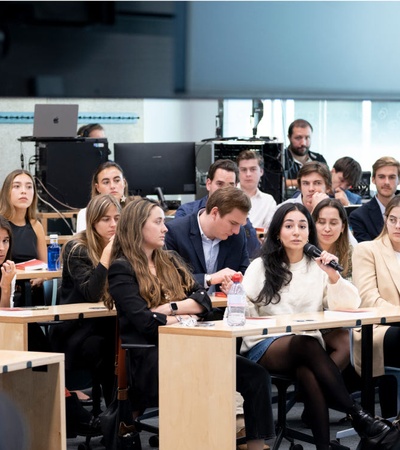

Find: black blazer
165;213;250;288
349;197;384;243
108;257;212;407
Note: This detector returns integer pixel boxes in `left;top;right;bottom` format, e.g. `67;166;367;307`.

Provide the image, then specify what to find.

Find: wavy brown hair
0;170;39;222
105;197;196;310
312;198;351;278
0;215;13;266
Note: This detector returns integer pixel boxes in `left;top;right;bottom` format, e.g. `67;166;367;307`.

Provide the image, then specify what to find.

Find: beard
290;145;309;157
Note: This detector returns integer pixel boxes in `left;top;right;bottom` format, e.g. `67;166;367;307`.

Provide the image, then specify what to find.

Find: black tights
259;335;354;449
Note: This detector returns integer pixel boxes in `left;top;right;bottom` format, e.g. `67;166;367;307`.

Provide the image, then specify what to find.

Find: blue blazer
349;196;384;242
165;213;250;288
175;195;260;258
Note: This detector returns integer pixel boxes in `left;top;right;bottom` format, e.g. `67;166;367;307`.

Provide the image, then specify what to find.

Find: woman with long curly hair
234;203;389;450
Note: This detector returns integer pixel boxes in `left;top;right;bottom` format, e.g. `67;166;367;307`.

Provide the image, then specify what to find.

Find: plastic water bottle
47;234;61;271
226;273;246;326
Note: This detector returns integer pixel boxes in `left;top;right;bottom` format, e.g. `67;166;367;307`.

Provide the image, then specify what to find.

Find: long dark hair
255;203;318;305
0;215;12;267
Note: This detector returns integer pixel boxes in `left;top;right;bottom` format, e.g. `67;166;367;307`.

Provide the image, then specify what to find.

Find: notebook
32;104;79;139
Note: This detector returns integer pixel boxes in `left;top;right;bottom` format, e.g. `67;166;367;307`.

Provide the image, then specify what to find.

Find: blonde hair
64;194;121;301
105;197;195;310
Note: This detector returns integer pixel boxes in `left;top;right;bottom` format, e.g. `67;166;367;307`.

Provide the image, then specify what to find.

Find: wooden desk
38;210;79;235
16;269;62;280
210;294;227;307
0;303;116;351
159;307;400;450
0;350;66;450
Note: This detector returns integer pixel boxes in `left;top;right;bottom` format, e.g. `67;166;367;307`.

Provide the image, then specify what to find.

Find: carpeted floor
66;388;381;450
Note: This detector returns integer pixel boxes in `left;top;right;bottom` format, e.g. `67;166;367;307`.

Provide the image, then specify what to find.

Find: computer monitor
114;142;196;197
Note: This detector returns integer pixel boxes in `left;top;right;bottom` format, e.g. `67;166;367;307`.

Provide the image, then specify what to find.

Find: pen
294;319;315;322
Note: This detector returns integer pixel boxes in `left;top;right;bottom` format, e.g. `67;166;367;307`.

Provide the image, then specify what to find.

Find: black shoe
75;416;102;437
349;404;390;439
66;392;102;438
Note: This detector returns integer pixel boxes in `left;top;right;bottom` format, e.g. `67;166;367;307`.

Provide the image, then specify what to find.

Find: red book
15;259;48;271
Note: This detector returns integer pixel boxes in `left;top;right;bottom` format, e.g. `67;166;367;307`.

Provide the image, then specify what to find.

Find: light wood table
210;294;227;307
0;350;66;450
159;307;400;450
16;268;62;280
0;302;116;351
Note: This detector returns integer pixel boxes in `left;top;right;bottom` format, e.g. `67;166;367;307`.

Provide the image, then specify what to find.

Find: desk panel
159;333;236;449
159;307;400;449
0;303;116;351
16;269;62;280
0;350;66;450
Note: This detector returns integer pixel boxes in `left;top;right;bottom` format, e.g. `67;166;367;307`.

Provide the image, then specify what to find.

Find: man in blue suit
167;186;274;448
349;156;400;242
166;186;250;292
175;158;260;259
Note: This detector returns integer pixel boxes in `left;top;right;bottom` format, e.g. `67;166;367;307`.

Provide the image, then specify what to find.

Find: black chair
121;343;159;448
270;374;314;450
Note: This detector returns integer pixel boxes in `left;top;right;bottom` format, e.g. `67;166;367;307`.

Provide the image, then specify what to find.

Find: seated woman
237;203;388;450
50;194;121;408
352;195;400;417
107;198;275;450
0;170;47;306
312;198;353;372
0;215;16;307
76;161;128;232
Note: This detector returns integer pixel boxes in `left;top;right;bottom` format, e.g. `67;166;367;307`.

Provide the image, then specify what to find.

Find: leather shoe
66;392;102;438
236;427;270;450
349;405;390;439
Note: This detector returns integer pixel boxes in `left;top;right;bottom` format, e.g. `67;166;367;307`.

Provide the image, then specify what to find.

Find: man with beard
349;156;400;242
285;119;327;191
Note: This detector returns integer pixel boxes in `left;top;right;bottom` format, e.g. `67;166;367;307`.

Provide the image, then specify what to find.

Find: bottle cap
231;273;242;283
49;234;59;243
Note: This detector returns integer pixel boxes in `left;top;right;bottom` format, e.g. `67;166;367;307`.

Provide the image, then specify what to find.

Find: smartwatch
170;302;178;316
205;274;212;287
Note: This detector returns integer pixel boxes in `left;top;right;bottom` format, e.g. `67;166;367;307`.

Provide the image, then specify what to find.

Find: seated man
236;149;276;231
175;158;260;258
284;119;327;191
167;186;250;292
166;186;273;449
349;156;400;242
279;161;331;213
330;156;363;206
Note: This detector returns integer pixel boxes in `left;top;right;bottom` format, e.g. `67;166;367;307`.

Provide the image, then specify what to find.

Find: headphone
78;123;102;138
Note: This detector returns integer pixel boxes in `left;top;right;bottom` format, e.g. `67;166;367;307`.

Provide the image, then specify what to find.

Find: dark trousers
236;355;275;441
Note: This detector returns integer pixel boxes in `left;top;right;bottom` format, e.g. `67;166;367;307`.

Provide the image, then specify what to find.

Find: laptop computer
32;104;79;139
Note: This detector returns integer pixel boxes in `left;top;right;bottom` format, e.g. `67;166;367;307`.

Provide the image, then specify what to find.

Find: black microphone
303;243;344;272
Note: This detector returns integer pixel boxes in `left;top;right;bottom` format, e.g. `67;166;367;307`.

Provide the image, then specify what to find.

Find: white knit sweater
241;256;361;353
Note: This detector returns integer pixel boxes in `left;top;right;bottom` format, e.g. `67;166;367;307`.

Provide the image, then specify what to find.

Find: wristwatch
205;274;212;287
170;302;178;316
